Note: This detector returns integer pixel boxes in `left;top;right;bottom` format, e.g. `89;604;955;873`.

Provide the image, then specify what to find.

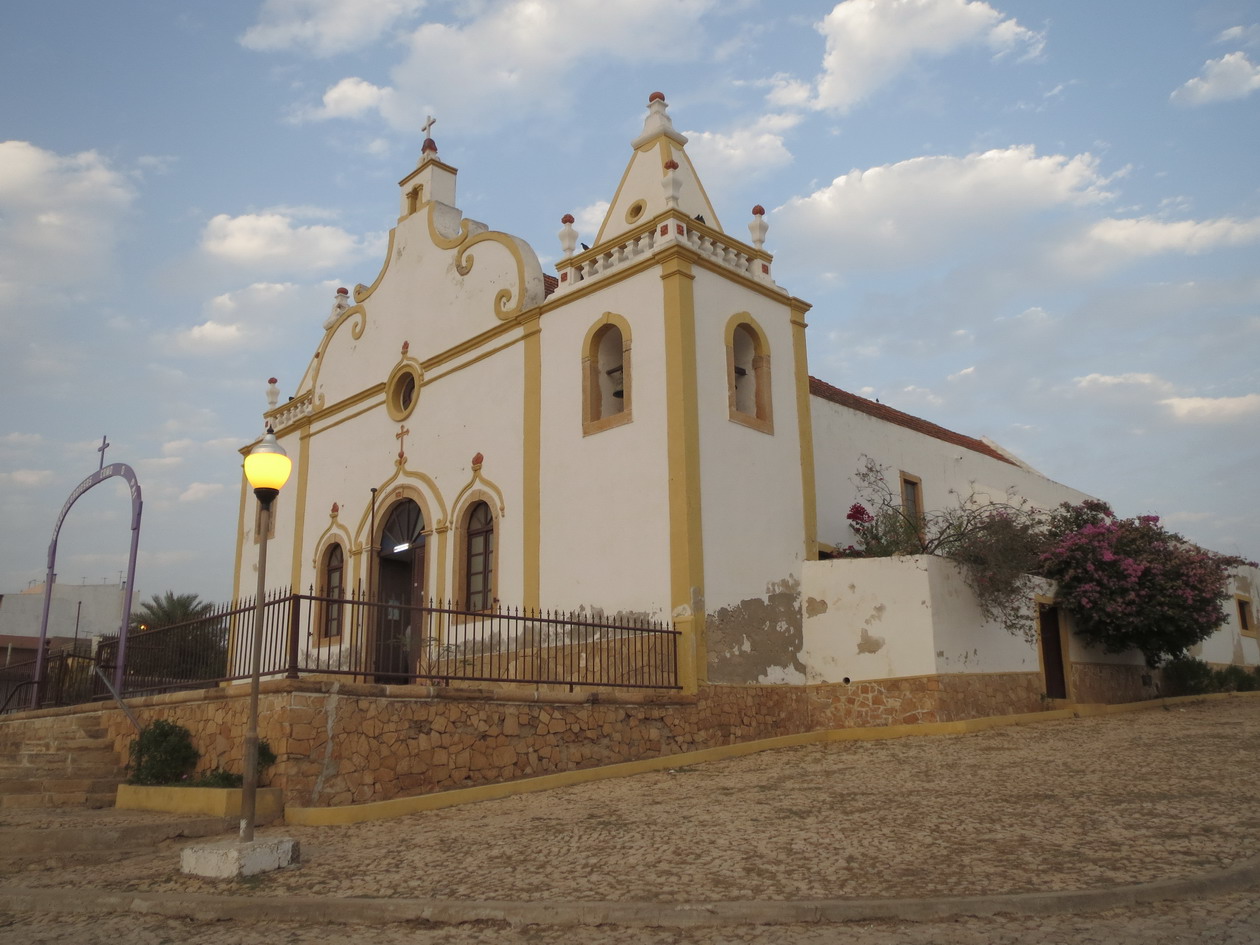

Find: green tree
130;591;214;631
127;591;227;682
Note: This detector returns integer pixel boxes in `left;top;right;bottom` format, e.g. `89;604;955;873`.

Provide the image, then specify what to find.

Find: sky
1;0;1258;606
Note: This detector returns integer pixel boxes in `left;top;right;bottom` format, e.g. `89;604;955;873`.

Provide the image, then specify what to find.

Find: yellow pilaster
288;428;312;594
522;313;543;610
790;304;818;560
660;254;705;692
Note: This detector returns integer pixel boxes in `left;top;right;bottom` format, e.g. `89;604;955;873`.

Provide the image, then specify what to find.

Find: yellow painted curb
116;784;284;822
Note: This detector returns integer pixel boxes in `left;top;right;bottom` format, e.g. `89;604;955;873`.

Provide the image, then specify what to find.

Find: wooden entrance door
375;500;425;680
1038;603;1068;700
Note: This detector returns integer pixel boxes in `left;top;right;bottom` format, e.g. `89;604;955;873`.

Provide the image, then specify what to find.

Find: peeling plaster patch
706;576;804;685
805;596;829;618
865;603;886;626
858;627;885;654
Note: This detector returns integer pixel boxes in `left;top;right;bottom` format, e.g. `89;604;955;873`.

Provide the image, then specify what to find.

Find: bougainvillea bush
1040;500;1254;667
841;460;1254;663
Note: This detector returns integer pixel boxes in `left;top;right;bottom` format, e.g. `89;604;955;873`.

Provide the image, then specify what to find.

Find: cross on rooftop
421;115;436;138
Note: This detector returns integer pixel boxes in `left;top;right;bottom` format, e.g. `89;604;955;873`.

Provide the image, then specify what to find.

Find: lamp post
240;428;291;844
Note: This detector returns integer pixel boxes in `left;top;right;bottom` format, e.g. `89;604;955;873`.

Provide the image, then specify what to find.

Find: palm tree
130;591;213;631
127;591;225;682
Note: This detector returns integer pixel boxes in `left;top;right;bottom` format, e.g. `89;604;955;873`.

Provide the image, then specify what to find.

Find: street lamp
240;427;291;844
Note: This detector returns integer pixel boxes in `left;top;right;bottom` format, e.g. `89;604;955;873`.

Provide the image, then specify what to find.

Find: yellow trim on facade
790;303;817;560
288;429;312;593
522;313;542;610
660;253;705;692
352;229;396;304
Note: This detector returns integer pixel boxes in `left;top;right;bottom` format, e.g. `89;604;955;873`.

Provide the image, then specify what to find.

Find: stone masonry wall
0;663;1150;809
1072;661;1155;704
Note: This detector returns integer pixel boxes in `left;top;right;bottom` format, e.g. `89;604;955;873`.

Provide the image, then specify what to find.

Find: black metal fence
2;592;680;713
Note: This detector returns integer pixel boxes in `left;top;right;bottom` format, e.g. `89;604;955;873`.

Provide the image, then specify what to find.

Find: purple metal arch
32;462;142;708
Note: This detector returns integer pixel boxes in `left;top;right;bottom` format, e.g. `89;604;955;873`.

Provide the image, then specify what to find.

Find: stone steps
0;714;126;809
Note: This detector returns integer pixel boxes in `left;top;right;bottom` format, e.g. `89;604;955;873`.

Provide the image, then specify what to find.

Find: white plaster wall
692;269;806;614
1196;564;1260;666
309;206;543;410
810;397;1091;554
800;556;939;683
536;271;673;617
0;584;133;640
927;561;1043;674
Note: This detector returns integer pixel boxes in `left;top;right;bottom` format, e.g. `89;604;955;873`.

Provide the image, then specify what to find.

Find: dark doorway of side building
1038;602;1068;700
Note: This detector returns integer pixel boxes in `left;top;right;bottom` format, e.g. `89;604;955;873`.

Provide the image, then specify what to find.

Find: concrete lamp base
181;836;300;879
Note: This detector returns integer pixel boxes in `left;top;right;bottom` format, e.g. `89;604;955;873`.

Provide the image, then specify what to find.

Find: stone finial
661;160;682;209
633;92;687;149
330;502;339;518
472;452;484;468
266;377;280;410
324;287;351;331
749;205;769;250
559;213;578;259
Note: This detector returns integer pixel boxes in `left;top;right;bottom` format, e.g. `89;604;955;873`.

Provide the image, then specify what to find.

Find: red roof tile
809;376;1016;466
543;274;559;297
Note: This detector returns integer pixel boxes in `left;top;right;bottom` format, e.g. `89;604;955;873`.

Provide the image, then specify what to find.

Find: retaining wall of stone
0;662;1150;808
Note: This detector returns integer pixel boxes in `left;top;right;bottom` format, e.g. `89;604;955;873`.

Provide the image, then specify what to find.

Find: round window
387;364;421;420
625;199;647;224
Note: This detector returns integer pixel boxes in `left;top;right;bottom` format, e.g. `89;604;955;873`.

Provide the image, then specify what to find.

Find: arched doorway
375;499;425;680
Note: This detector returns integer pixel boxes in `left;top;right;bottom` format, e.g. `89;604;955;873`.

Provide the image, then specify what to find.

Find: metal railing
2;592;680;713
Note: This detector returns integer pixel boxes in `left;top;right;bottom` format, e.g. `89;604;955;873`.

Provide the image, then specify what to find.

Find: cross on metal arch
97;435;110;470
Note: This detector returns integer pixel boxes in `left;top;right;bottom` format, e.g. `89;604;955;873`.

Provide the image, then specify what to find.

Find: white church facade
233;94;1258;721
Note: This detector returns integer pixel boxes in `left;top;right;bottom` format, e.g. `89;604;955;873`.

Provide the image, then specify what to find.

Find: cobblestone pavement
2;697;1259;943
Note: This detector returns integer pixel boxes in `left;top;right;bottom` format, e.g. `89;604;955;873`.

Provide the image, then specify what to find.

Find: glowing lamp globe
244;432;292;496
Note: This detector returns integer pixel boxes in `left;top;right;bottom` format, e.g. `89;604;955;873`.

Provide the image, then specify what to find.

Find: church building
234;93;1258;721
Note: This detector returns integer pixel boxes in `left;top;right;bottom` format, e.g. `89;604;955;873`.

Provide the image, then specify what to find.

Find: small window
464;502;495;612
319;544;345;642
1239;596;1254;636
582;315;632;435
386;363;421;421
726;317;772;434
900;473;922;524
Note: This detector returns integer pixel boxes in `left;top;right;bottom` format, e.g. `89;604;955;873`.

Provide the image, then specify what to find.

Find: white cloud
810;0;1043;112
166;282;307;353
0;469;55;486
1171;52;1260;105
201;212;371;272
1216;25;1260;47
295;76;394;122
947;366;975;381
1160;394;1260;423
241;0;425;56
1074;373;1174;392
373;0;715;133
1055;215;1260;274
0;141;135;301
179;482;225;503
1;432;43;448
775;145;1110;271
683;128;794;184
573;201;609;239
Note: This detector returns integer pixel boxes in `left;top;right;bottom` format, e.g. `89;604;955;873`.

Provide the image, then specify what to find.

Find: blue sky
1;0;1258;604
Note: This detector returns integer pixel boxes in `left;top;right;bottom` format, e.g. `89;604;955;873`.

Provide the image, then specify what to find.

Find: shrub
127;720;199;785
1160;657;1217;696
1041;502;1255;667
